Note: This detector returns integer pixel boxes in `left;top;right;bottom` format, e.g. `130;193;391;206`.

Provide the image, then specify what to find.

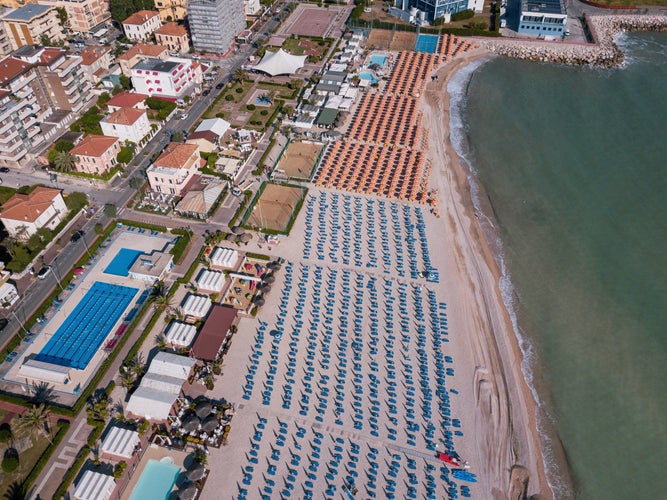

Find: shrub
216;112;225;119
103;204;117;218
247;104;256;111
0;425;11;443
235;87;243;94
260;110;268;116
2;454;18;473
451;9;475;21
225;94;234;101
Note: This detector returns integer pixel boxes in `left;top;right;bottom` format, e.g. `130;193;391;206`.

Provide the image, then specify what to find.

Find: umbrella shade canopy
264;275;276;284
181;413;200;432
195;402;213;419
201;415;219;433
268;262;281;270
254;297;265;306
239;233;252;242
186;464;206;481
260;285;271;294
178;483;197;500
225;233;236;241
231;226;245;234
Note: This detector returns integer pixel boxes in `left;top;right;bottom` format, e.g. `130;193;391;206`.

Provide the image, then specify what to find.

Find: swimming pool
359;71;378;85
369;54;387;67
130;459;181;500
104;248;144;276
36;282;138;369
415;34;439;54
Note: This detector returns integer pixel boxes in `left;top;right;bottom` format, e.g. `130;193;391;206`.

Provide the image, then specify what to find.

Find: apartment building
188;0;244;54
122;10;161;41
0;187;67;240
0;8;13;56
154;22;188;54
2;4;63;50
130;57;202;99
117;43;168;76
100;107;151;144
154;0;187;22
78;44;112;82
37;0;111;34
146;142;200;195
70;134;120;175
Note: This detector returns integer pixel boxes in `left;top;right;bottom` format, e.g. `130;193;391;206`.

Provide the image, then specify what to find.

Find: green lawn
0;418;52;494
0;186;17;205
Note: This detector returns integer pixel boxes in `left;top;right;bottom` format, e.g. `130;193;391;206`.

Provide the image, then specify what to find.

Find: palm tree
13;225;29;242
119;369;135;391
86;392;112;422
155;334;167;350
30;381;57;405
150;282;173;314
232;67;247;83
3;480;28;500
16;404;52;444
127;353;145;378
53;151;76;172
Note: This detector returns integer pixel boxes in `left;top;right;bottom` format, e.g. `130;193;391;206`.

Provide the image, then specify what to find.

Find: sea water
451;32;667;499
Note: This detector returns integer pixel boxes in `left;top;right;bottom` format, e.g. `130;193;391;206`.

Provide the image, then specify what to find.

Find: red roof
191;306;237;361
107;92;148;109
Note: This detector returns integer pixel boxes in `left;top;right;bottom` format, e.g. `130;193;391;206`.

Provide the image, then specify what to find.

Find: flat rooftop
522;0;566;15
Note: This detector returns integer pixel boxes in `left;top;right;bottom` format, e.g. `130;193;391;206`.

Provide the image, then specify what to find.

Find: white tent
100;426;139;459
73;470;115;500
195;269;226;293
164;321;197;347
194;117;230;137
18;359;70;384
126;386;178;421
253;49;307;76
210;247;238;269
141;372;185;394
149;351;196;379
181;293;212;318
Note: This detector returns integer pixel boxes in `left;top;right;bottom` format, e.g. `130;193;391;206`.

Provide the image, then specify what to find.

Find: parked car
0;318;8;332
216;83;224;89
0;167;9;173
37;266;52;280
202;89;210;96
180;113;188;120
70;230;84;242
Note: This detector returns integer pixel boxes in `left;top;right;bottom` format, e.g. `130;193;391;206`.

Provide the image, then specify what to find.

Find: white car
180;113;188;120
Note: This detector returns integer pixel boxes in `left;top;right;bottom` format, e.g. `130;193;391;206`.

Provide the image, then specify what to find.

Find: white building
243;0;261;16
209;246;239;269
181;293;212;318
73;471;115;500
195;269;226;293
0;187;67;240
100;426;140;459
100;108;151;144
164;321;197;348
130;57;202;99
122;10;162;41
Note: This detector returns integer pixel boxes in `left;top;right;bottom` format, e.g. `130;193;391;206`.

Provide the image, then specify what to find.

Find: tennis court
105;248;144;276
36;282;138;369
415;34;439;54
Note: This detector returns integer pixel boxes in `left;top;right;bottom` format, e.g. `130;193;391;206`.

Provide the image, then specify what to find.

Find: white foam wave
447;58;573;500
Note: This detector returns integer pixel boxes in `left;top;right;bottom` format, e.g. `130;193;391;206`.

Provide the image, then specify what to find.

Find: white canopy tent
141;372;185;394
195;269;226;293
210;247;238;269
181;293;212;318
253;49;307;76
100;426;139;459
126;387;178;421
164;321;197;347
73;470;115;500
149;351;196;379
18;359;70;384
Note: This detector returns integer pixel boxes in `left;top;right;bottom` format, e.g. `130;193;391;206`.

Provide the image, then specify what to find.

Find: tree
16;404;52;444
232;68;247;83
54;140;74;152
117;146;133;165
129;176;144;189
3;480;28;500
127;353;145;378
155;334;167;350
53;151;76;172
192;447;207;465
97;92;111;109
94;223;104;235
119;369;135;391
30;381;57;405
172;131;184;142
86;392;112;422
103;204;117;218
119;74;132;91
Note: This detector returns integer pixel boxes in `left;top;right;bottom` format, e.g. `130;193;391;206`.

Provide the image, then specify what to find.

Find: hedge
169;229;192;264
117;219;167;233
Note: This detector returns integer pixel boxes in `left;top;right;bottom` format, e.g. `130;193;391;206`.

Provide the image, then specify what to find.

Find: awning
73;470;115;500
100;426;139;459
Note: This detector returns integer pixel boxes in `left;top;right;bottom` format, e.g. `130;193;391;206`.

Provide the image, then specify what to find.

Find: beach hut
181;293;212;319
164;321;198;348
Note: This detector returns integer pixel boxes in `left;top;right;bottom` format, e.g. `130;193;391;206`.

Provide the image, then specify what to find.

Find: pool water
130;459;181;500
359;71;378;84
369;54;387;67
36;282;138;369
104;248;144;276
415;34;439;54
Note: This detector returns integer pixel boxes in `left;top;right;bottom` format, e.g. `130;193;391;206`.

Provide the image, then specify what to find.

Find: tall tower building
187;0;244;54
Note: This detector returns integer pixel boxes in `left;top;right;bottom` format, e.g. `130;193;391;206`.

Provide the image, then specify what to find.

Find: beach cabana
73;470;115;500
195;269;226;294
164;321;198;348
100;426;139;459
181;293;212;319
209;247;239;269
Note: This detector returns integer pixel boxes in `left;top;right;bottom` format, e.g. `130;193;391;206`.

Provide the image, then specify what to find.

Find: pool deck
2;229;174;395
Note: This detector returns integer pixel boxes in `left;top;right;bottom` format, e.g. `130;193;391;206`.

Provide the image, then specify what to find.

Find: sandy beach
421;48;555;498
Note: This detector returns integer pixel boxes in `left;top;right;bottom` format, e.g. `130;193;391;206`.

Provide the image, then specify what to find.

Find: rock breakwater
479;15;667;66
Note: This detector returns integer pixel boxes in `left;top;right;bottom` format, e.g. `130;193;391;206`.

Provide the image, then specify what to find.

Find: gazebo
253;49;308;76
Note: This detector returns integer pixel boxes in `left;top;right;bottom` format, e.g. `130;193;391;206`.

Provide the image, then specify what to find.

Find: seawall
478;15;667;66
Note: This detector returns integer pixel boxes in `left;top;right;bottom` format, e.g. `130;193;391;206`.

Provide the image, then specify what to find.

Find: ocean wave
448;58;573;500
614;31;667;68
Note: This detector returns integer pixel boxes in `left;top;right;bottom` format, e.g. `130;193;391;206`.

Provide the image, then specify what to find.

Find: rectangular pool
415;34;439;54
36;282;138;369
130;459;181;500
369;54;387;67
104;248;144;277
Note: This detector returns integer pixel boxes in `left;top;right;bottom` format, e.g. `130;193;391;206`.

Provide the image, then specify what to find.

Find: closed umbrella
201;415;219;433
187;463;206;481
195;402;213;419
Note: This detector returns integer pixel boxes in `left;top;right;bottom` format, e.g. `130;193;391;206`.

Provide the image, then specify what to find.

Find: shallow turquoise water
455;32;667;499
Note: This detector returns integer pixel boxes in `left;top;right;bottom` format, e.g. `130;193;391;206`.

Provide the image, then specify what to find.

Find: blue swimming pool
359;71;378;84
36;282;138;369
415;34;439;54
104;248;144;276
130;459;181;500
369;54;387;67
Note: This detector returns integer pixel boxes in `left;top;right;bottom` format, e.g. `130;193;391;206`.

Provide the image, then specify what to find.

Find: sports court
415;34;439;53
274;141;323;179
283;5;339;37
244;183;307;234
